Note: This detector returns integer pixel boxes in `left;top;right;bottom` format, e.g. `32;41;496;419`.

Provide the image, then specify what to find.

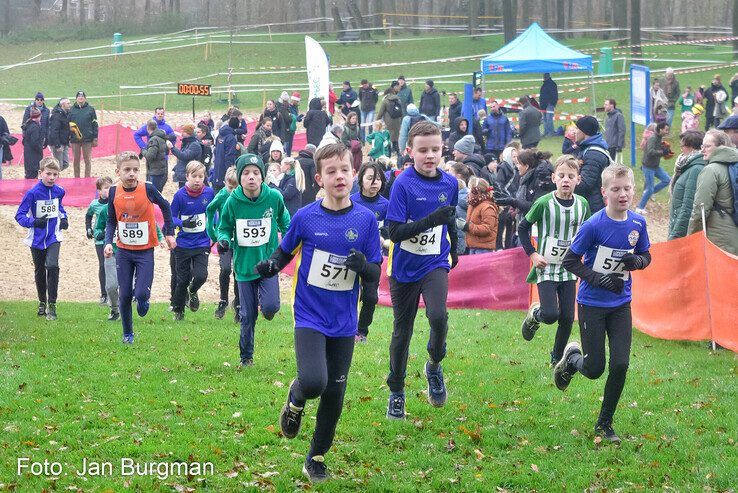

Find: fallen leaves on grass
459;424;482;443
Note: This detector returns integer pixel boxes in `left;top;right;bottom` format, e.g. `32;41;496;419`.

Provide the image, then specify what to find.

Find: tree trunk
319;0;327;34
631;0;641;54
567;0;573;32
346;0;370;39
332;3;345;34
556;0;565;35
160;0;166;13
202;0;209;24
469;0;479;35
502;0;516;42
733;0;738;59
144;0;151;15
520;0;530;27
229;0;237;24
411;0;420;35
93;0;100;21
373;0;384;30
541;0;548;28
585;0;592;33
79;0;86;24
612;0;627;43
0;0;9;37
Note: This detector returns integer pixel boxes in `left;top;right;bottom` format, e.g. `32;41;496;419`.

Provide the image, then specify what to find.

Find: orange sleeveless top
113;182;159;250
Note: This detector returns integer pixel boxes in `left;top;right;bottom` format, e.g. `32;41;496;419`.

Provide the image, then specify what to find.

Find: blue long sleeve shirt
104;182;175;246
15;181;68;249
170;186;215;249
133;118;175;149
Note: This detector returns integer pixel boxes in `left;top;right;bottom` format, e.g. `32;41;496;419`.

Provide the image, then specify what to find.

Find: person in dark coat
269;156;303;217
141;122;169;192
539;73;559;137
277;91;295;155
358;80;378;142
296;144;319;204
22;108;44;179
260;100;285;140
47;98;72;171
302;97;332;147
445;116;469;159
169;123;203;188
68;91;98;178
447;92;462;126
337;81;359;117
494;149;555;224
195;124;214;182
212;118;240;192
453;135;495;184
573;115;611;213
247;118;274;161
22;92;50;142
0;114;12;176
419;79;441;120
518;95;542;148
482;101;512;160
704;75;728;131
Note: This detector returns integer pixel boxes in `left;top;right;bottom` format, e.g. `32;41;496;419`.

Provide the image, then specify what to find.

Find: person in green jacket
69;91;98;178
366;120;391;159
206;166;240;320
216;154;291;367
85;176;113;305
668;131;705;239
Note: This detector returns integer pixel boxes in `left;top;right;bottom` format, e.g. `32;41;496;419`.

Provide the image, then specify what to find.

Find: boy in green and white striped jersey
517;155;591;365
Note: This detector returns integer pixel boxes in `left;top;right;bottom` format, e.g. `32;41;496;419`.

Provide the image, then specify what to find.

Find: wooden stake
114;120;121;156
163;93;167;111
100;100;105;126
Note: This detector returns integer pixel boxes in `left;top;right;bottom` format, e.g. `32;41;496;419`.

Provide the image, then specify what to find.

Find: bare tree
502;0;516;42
346;0;370;39
201;0;209;24
733;0;738;59
556;0;564;34
612;0;627;42
469;0;479;35
372;0;384;31
521;0;531;27
631;0;641;54
541;0;549;28
319;0;327;34
0;0;9;37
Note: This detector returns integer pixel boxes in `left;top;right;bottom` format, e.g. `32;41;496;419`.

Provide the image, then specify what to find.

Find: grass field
1;301;736;491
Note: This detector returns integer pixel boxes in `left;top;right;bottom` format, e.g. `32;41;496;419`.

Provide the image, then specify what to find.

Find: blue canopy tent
480;23;596;112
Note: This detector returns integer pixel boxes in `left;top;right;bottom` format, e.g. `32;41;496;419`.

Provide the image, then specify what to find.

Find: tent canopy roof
480;23;592;75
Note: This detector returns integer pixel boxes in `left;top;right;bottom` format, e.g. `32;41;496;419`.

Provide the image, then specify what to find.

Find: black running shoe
595;421;621;444
45;303;57;321
522;302;541;341
386;392;406;420
425;361;447;407
214;300;228;319
302;455;329;482
550;351;559;367
233;305;241;323
173;311;184;322
553;341;581;391
279;382;304;439
37;302;46;317
189;289;200;312
108;310;120;321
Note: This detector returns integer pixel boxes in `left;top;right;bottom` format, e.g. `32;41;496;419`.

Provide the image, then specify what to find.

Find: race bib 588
36;199;59;219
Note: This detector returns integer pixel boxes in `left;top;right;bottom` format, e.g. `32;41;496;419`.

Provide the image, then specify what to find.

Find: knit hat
454;135;476;156
235;153;265;181
406;103;418;113
304;143;316;154
280;91;290;102
75;91;86;98
35;92;44;100
270;139;284;154
291;92;301;102
575;115;600;136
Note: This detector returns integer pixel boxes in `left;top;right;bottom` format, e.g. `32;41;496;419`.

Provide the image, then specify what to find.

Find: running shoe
302;455;329;482
521;302;541;341
425;361;447;407
595;421;621;444
279;382;304;439
553;341;581;391
386;392;406;420
37;302;46;317
45;303;57;321
214;300;228;319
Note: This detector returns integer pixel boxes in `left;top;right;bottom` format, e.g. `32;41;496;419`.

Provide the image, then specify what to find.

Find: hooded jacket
446;117;469;155
23;102;50;138
261;107;285;140
539;78;559;108
448;100;462;125
668;151;705;239
513;159;555;222
518;103;542;147
359;86;379;113
141;128;169;177
171;134;203;182
0;115;12;164
397;85;414;114
463;153;495;184
575;133;611;212
687;146;738;255
419;87;441;119
69;101;98;143
398;105;439;151
22;119;44;170
297;148;319;204
466;198;499;251
272;171;301;218
206;186;232;242
47;104;71;148
213;125;239;189
482;111;512;151
15;180;68;249
604;108;626;151
217;163;290;281
341;119;361;146
377;93;403;141
303;98;332;147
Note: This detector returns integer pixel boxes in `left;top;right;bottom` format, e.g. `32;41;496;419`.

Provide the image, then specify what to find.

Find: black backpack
408;115;424;131
387;99;402;119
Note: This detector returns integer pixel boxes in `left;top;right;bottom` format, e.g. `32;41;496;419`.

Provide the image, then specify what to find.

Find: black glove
255;258;279;278
33;215;49;228
596;272;625;294
344;248;367;274
60;217;69;230
216;240;229;254
621;253;644;271
181;216;198;229
427;206;455;227
138;152;144;160
86;228;94;239
494;196;517;207
361;281;379;304
95;231;105;242
379;226;390;240
450;251;459;269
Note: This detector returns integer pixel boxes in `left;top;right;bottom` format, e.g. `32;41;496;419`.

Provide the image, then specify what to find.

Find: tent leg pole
590;71;596;115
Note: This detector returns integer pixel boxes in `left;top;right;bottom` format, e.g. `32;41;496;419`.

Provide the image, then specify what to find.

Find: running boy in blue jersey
384;120;459;420
350;161;389;343
556;164;652;443
171;161;215;321
15;157;69;321
255;143;382;482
